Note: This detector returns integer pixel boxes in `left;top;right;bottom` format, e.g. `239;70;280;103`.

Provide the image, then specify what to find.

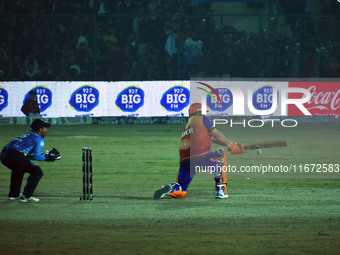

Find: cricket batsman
154;103;247;199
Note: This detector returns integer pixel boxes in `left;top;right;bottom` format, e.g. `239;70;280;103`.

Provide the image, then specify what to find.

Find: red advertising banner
288;82;340;120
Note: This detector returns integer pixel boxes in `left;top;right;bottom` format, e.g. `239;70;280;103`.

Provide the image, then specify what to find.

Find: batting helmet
188;103;202;115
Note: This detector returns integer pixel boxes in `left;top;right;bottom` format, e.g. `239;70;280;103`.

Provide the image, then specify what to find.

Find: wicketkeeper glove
45;148;61;161
227;141;248;155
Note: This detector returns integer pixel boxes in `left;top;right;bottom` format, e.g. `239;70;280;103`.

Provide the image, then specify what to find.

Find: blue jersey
5;131;46;161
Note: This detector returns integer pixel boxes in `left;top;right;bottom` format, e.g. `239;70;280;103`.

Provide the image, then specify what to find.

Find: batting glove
227;141;248;155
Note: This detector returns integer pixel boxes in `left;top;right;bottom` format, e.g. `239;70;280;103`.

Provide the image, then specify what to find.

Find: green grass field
0;122;339;254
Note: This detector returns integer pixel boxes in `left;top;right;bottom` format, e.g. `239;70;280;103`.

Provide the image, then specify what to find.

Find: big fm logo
197;82;232;112
0;86;8;112
252;85;279;111
116;86;144;112
160;85;190;111
23;86;52;113
69;85;99;112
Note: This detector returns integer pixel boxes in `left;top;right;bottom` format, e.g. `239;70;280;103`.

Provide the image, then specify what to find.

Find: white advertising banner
4;80;321;118
0;81;190;117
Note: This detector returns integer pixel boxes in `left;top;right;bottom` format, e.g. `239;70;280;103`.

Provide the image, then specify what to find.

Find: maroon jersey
179;116;214;162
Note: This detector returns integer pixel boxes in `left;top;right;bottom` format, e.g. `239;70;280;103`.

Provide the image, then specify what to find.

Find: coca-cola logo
307;86;340;111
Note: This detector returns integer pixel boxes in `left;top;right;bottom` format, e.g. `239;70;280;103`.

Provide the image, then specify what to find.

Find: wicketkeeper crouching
154;103;247;199
0;119;61;203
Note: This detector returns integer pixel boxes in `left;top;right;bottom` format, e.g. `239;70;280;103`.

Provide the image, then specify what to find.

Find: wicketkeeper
154;103;247;199
0;119;61;202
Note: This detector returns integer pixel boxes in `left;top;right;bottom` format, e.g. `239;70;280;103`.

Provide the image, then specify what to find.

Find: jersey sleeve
202;116;214;131
31;136;46;161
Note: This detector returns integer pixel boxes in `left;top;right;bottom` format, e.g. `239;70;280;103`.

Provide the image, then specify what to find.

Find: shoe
8;196;19;201
168;190;188;198
167;183;187;198
216;189;229;199
153;184;172;199
19;194;40;203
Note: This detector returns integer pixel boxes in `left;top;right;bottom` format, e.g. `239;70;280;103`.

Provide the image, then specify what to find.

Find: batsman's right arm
210;128;248;155
210;128;230;146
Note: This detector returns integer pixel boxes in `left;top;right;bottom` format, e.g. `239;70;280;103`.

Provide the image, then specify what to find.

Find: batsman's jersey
180;116;214;162
4;131;46;161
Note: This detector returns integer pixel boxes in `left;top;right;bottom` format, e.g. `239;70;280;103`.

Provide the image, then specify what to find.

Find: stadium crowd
0;0;339;81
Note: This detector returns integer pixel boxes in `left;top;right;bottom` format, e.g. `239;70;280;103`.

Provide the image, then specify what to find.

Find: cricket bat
244;140;288;150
